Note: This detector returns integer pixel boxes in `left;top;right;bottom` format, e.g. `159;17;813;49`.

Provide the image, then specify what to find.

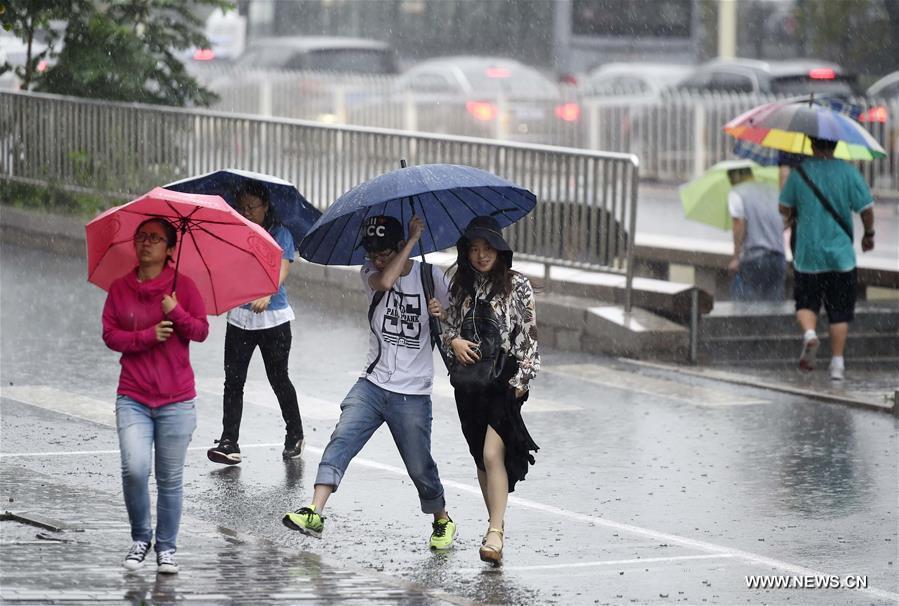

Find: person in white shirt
282;215;457;550
727;167;787;302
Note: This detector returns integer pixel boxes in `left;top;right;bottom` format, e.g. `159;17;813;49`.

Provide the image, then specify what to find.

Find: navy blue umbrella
165;169;321;249
298;163;536;266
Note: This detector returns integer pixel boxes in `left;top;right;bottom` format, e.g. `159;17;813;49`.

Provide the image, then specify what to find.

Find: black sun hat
456;216;513;265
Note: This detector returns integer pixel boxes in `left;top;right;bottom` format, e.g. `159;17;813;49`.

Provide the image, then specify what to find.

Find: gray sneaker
156;549;179;574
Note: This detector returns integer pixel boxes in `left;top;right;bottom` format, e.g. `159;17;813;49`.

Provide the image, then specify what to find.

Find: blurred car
580;62;692;102
674;58;864;97
390;56;580;145
578;62;692;152
235;36;398;74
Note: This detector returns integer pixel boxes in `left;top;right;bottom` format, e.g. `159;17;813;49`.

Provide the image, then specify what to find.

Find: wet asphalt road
1;241;897;605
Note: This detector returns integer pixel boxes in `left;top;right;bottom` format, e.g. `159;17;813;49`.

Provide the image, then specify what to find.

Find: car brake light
554;102;580;122
808;68;835;80
485;67;511;79
859;105;888;123
193;48;215;61
466;101;497;121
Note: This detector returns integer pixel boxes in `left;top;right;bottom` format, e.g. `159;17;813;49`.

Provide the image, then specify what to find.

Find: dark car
674;58;864;97
236;36;398;74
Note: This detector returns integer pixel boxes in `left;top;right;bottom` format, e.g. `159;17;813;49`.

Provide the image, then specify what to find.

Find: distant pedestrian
206;182;305;466
282;215;457;550
726;166;786;302
779;136;876;380
102;218;209;574
436;216;540;566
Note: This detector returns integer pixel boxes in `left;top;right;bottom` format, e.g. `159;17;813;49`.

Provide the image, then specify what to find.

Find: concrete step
699;332;899;363
701;302;899;338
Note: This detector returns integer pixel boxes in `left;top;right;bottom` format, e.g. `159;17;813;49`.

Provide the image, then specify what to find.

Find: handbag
449;291;518;391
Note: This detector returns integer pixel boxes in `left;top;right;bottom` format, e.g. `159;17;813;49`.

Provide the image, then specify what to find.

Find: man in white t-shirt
282;215;457;550
727;167;786;302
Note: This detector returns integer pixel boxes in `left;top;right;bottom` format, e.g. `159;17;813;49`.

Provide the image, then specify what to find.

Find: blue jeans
116;395;196;553
732;251;786;302
316;379;446;513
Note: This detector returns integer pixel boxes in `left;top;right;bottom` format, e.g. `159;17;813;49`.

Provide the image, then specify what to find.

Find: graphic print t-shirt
360;260;450;395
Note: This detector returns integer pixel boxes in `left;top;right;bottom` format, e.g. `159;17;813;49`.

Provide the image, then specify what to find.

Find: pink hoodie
102;265;209;408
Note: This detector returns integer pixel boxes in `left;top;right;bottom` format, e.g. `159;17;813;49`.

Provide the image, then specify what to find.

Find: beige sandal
479;527;504;566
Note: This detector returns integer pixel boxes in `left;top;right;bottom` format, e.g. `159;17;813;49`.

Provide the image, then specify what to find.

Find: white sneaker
829;361;845;381
798;333;819;371
123;540;151;570
156;549;179;574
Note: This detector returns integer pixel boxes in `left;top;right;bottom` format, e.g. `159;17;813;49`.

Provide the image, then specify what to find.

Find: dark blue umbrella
165;169;321;249
298;163;536;266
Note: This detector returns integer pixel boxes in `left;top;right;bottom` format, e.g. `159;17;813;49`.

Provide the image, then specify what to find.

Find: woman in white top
207;182;304;465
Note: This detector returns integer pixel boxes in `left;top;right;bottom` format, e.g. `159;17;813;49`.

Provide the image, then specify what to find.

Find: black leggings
222;322;302;443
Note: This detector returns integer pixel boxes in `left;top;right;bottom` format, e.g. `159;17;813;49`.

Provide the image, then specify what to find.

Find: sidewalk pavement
0;465;474;605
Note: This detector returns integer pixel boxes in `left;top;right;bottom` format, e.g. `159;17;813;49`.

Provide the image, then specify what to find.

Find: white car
580;62;692;102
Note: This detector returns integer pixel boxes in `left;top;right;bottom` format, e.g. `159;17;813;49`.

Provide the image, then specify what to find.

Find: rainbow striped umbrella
724;100;886;161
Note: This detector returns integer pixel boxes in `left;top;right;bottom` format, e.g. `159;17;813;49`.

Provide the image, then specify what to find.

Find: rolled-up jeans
315;378;446;514
116;395;196;553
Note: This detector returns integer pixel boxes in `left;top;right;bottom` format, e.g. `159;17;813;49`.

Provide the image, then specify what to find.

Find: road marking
457;553;735;573
545;365;769;407
1;386;116;425
4;387;897;602
0;443;283;459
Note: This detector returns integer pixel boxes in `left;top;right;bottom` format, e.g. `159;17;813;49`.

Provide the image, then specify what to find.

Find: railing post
624;159;639;313
689;286;700;365
692;102;706;178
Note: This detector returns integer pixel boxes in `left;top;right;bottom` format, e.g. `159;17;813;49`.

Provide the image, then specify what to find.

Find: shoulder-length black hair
449;238;515;302
135;217;178;265
236;181;280;232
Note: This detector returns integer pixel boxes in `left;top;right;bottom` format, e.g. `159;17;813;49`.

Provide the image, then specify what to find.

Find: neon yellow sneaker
429;516;456;550
282;505;325;539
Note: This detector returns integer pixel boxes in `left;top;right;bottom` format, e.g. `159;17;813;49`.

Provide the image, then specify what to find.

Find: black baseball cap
360;215;404;252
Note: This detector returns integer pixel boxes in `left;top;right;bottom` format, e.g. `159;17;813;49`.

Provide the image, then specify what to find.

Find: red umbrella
86;187;283;315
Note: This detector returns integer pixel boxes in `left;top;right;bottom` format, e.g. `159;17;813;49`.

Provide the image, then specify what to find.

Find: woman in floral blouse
431;215;540;566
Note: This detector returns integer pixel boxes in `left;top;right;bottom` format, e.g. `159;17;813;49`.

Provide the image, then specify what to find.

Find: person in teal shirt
779;136;876;381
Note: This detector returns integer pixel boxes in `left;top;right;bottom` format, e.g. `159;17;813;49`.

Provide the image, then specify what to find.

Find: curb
621;358;897;415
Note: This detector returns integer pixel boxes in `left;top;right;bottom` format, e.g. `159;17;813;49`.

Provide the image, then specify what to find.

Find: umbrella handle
172;218;189;293
408;196;426;264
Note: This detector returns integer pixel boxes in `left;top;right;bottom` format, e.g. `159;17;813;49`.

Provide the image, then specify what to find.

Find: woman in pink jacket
102;218;208;574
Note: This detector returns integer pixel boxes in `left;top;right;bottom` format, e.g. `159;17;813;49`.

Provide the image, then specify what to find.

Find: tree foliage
2;0;230;107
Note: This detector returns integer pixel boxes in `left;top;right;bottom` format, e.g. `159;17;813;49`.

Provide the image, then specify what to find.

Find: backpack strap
365;290;386;375
795;165;853;242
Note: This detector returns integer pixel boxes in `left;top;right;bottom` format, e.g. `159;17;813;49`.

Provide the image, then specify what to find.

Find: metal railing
0;90;640;310
191;66;898;195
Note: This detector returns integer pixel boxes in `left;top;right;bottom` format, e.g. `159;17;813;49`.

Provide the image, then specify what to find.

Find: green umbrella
679;160;780;230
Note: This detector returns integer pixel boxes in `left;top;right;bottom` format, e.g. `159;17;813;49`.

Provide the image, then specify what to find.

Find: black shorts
793;269;857;324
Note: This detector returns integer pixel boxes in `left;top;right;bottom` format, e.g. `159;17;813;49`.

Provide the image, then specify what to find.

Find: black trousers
222;322;303;443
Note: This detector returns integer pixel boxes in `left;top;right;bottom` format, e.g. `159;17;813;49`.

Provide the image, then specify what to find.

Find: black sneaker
282;436;304;460
207;438;241;465
123;540;151;570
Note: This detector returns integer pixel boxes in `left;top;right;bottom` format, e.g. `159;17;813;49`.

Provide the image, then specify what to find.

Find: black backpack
448;289;517;391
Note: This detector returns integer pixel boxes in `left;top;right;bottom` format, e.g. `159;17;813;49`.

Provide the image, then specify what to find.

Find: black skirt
454;383;539;493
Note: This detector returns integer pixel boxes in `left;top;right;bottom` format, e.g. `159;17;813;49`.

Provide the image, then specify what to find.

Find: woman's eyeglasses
134;232;167;244
239;203;265;215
